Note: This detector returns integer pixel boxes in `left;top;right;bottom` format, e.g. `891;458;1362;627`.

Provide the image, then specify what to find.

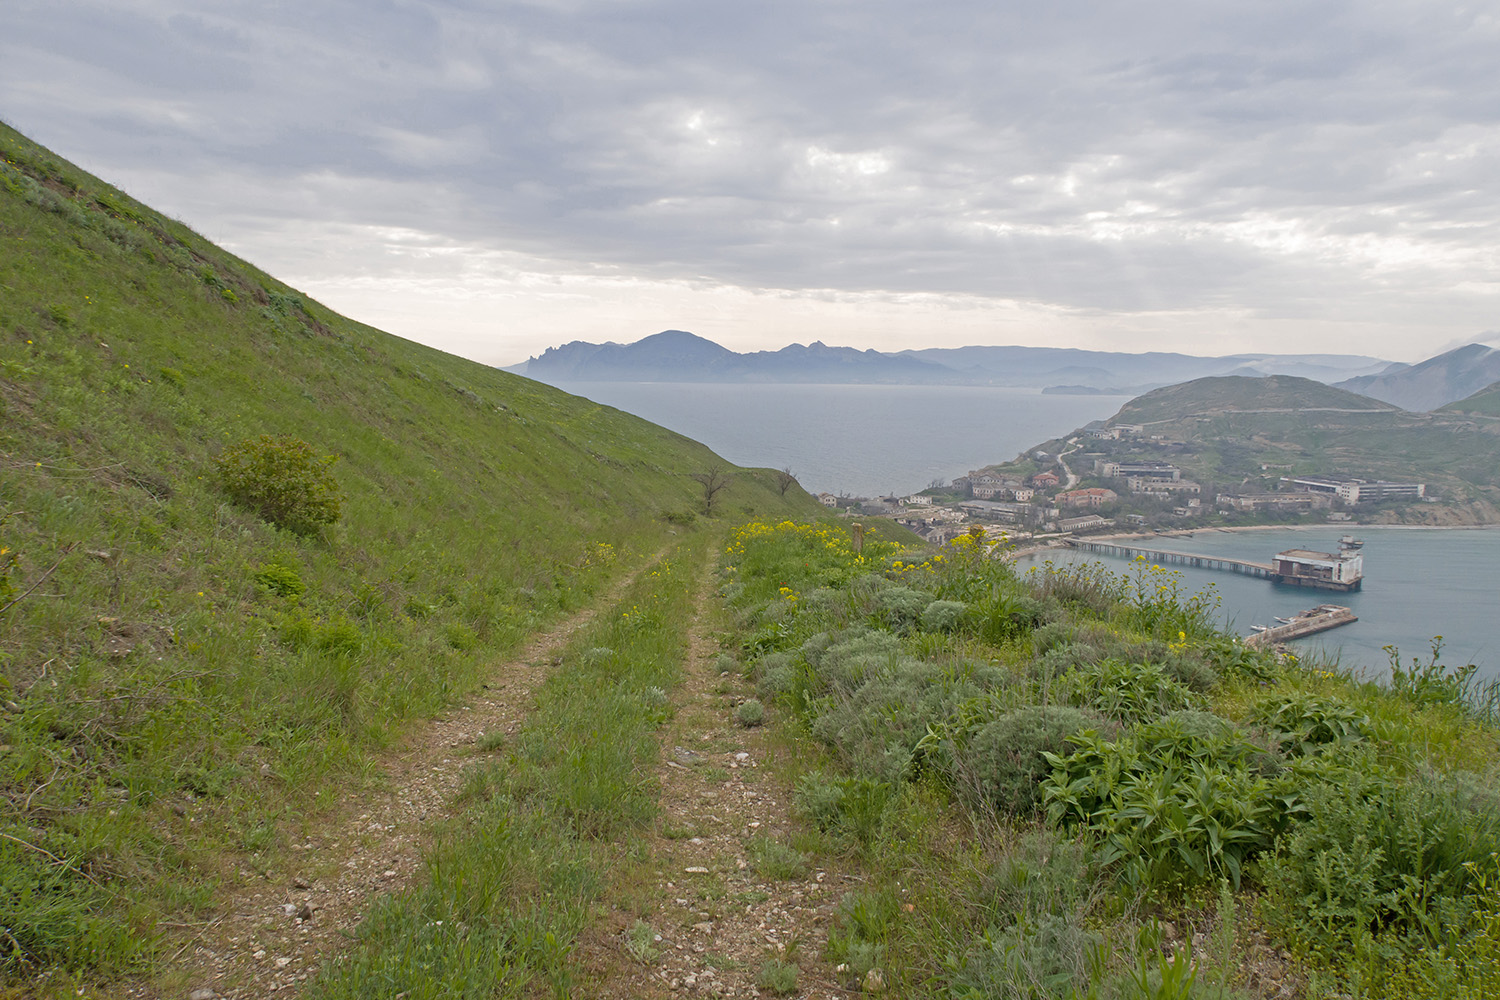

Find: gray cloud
4;0;1497;357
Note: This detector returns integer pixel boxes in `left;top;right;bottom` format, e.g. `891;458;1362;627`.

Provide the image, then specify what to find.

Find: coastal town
814;419;1430;548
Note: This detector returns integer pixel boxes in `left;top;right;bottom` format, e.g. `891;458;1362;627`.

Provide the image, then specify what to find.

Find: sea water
550;381;1132;497
1011;526;1500;680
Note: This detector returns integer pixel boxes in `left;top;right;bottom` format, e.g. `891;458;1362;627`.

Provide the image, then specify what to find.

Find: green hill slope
1440;379;1500;417
1113;374;1398;423
0;121;817;977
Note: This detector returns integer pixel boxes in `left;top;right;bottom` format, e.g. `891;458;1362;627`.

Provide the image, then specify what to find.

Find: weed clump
216;434;343;533
756;958;798;994
736;698;765;726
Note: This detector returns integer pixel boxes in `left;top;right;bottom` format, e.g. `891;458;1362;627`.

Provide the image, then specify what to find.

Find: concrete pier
1064;539;1275;579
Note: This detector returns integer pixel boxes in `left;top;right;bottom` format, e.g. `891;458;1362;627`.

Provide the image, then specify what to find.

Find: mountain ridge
1335;342;1500;411
508;331;1393;390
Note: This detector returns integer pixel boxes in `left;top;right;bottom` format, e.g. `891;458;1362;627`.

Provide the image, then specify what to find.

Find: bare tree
690;464;732;514
775;467;798;497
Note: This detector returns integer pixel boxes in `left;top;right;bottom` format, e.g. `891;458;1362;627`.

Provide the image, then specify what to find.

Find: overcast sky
5;0;1499;365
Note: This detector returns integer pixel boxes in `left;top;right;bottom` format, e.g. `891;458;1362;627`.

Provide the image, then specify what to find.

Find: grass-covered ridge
0;120;817;981
721;520;1500;998
1440;380;1500;417
1113;375;1398;424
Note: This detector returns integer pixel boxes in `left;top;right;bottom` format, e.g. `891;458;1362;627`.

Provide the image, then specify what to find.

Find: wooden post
851;522;865;555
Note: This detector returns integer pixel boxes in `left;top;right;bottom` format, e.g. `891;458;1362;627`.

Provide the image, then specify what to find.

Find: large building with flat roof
1282;476;1424;504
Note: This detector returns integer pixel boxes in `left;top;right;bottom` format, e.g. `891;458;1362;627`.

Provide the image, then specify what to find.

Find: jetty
1245;604;1358;649
1065;538;1364;592
1064;539;1275;579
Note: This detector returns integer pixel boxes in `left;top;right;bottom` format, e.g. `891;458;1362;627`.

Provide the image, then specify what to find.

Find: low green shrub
747;835;807;879
1043;714;1283;887
794;771;895;849
1029;621;1076;656
1251;692;1368;756
961;705;1109;816
921;599;968;634
800;628;902;694
809;657;1002;781
625;919;660;964
874;585;935;633
1058;658;1201;724
756;958;799;994
826;889;897;985
252;560;305;598
736;698;765;727
1262;748;1500;959
215;433;343;533
944;911;1104;1000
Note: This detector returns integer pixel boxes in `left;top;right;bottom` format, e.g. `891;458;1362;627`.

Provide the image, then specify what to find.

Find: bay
551;381;1132;497
1012;526;1500;680
546;380;1497;681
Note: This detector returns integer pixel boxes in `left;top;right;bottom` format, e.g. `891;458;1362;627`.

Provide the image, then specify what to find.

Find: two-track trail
151;551;668;1000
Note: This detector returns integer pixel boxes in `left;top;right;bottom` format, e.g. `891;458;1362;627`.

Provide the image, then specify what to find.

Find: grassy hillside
1114;374;1397;424
0;121;818;980
1441;380;1500;417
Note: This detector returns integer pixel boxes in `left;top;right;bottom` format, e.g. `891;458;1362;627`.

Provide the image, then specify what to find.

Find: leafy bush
1251;693;1368;756
1388;638;1479;709
1198;635;1278;682
1058;658;1201;724
976;593;1052;645
1043;715;1283;887
252;560;305;598
216;434;343;533
961;705;1108;816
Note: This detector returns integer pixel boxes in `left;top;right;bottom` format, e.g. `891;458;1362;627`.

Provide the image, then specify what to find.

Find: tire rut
155;552;668;1000
577;549;855;999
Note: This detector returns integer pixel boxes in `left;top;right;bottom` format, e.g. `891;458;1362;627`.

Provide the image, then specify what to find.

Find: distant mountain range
508;330;1500;412
1335;343;1500;412
505;330;1393;393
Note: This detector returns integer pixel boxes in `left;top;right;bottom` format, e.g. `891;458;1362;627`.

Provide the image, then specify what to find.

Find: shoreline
999;521;1500;563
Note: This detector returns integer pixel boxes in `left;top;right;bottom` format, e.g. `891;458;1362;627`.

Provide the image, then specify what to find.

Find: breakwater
1246;605;1358;649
